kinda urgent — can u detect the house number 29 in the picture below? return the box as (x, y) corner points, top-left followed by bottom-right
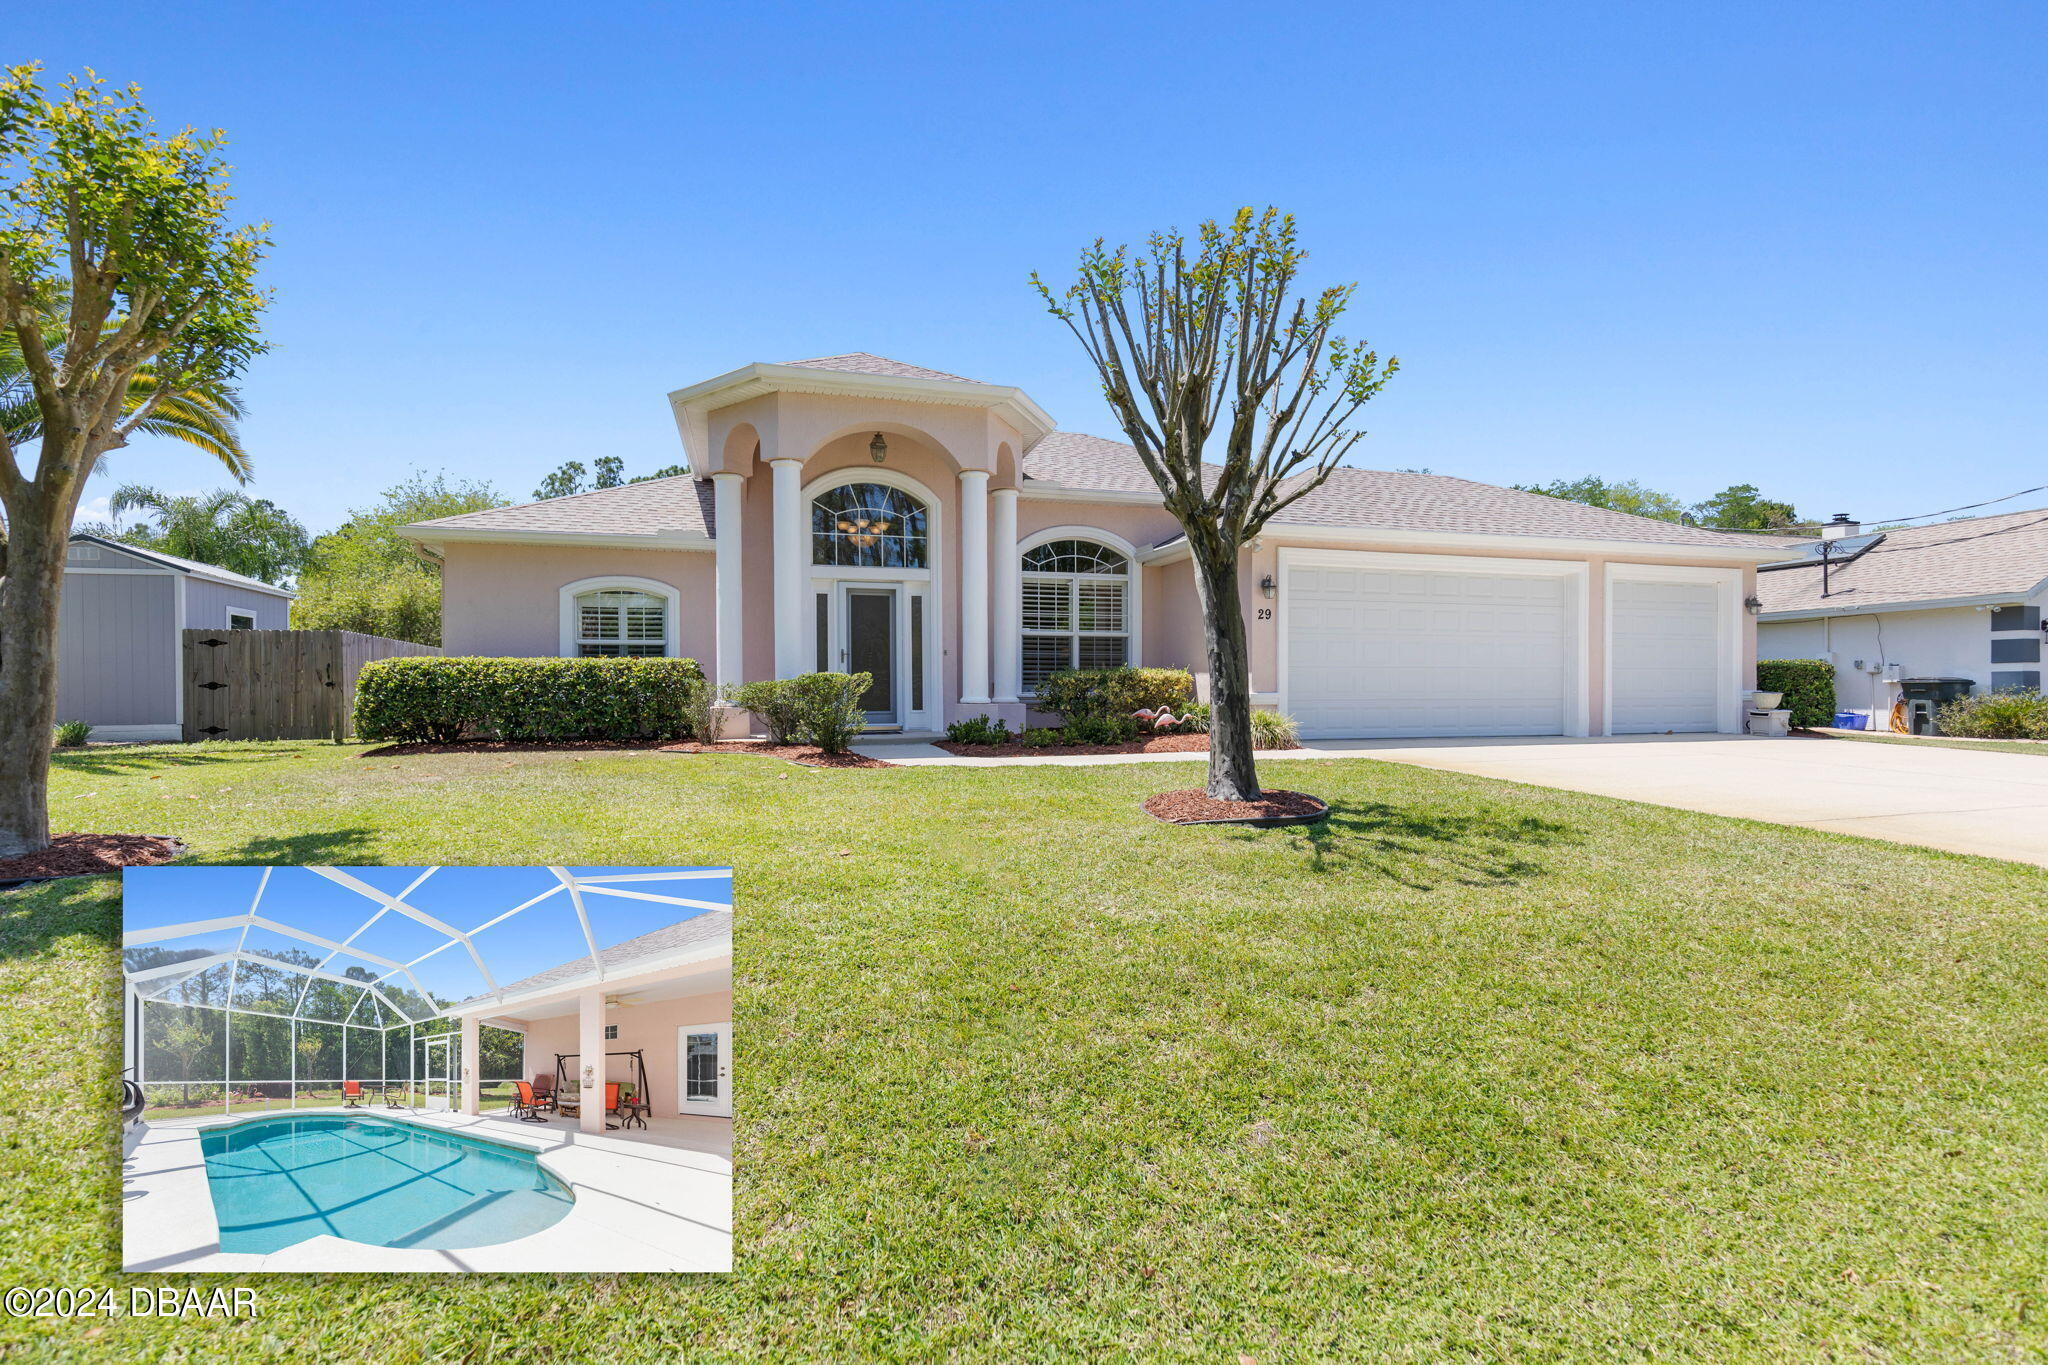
(1256, 607), (1273, 620)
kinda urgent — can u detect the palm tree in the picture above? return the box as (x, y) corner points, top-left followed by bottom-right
(0, 311), (249, 477)
(107, 484), (309, 585)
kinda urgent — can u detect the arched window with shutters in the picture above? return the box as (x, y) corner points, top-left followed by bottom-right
(557, 577), (680, 658)
(1020, 537), (1133, 694)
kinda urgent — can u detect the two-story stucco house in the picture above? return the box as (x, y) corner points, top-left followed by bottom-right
(401, 353), (1791, 740)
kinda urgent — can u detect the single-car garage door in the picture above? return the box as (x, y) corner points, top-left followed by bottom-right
(1284, 557), (1577, 739)
(1608, 576), (1725, 733)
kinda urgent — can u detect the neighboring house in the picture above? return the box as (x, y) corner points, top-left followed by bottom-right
(403, 352), (1792, 740)
(1757, 508), (2048, 722)
(59, 532), (295, 743)
(450, 911), (733, 1133)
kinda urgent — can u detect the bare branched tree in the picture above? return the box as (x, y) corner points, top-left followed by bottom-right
(1036, 208), (1397, 801)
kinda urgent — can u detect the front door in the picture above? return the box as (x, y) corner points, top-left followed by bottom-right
(677, 1022), (733, 1118)
(844, 587), (897, 724)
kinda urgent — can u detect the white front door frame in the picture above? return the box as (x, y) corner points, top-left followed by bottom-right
(1275, 547), (1592, 739)
(677, 1021), (733, 1119)
(1601, 562), (1745, 736)
(802, 467), (943, 730)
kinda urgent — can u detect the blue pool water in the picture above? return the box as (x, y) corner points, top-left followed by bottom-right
(200, 1115), (574, 1253)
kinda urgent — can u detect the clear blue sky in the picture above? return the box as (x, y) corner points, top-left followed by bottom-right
(28, 1), (2047, 535)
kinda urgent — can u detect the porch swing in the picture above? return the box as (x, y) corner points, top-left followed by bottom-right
(553, 1049), (651, 1130)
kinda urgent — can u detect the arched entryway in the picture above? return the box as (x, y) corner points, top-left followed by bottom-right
(803, 467), (943, 730)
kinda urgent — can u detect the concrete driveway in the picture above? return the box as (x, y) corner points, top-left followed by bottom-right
(1285, 734), (2048, 869)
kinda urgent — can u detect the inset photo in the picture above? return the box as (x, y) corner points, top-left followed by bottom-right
(119, 865), (732, 1273)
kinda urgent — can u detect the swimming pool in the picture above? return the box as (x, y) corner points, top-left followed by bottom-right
(199, 1115), (575, 1253)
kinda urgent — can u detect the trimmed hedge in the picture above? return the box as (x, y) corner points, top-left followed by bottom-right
(1757, 658), (1835, 729)
(1037, 666), (1195, 723)
(354, 656), (705, 744)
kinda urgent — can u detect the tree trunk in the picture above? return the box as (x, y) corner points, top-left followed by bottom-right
(0, 492), (68, 857)
(1192, 543), (1261, 802)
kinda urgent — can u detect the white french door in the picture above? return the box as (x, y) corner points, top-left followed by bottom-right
(677, 1022), (732, 1119)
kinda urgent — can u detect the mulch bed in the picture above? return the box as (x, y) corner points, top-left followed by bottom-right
(1142, 788), (1329, 827)
(362, 738), (893, 768)
(938, 733), (1303, 759)
(0, 832), (185, 887)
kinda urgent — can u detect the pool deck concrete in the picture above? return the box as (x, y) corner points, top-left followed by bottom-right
(122, 1106), (731, 1273)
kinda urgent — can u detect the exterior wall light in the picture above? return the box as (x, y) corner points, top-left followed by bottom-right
(1744, 595), (1763, 615)
(1260, 575), (1277, 600)
(869, 432), (888, 463)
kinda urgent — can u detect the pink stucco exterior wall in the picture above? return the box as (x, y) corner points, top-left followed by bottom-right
(512, 987), (731, 1117)
(440, 542), (717, 664)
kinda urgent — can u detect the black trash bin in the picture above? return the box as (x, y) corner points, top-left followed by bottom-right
(1898, 677), (1974, 734)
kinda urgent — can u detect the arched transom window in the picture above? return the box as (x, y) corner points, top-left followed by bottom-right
(1021, 538), (1130, 693)
(573, 589), (668, 656)
(812, 483), (929, 568)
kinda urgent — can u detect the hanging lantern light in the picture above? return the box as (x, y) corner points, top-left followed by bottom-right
(869, 432), (888, 463)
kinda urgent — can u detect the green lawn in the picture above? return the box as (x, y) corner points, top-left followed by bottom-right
(1825, 730), (2048, 757)
(8, 740), (2048, 1362)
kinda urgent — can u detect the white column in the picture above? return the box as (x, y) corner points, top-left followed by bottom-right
(991, 487), (1020, 702)
(459, 1014), (481, 1116)
(577, 988), (605, 1135)
(770, 457), (806, 679)
(958, 470), (991, 703)
(712, 472), (746, 690)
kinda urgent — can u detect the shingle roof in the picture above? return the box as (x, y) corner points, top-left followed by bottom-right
(1755, 507), (2048, 615)
(407, 475), (714, 539)
(67, 532), (296, 596)
(1020, 431), (1172, 494)
(784, 353), (978, 383)
(1270, 466), (1791, 549)
(456, 910), (732, 1009)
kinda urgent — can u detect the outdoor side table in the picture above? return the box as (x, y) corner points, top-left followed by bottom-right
(619, 1100), (649, 1131)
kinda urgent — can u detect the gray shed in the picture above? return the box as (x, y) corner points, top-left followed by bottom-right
(59, 533), (295, 743)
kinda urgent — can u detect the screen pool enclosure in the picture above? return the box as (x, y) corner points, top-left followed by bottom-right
(121, 865), (732, 1119)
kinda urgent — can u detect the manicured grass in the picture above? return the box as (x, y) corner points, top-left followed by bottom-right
(8, 740), (2048, 1361)
(1824, 730), (2048, 757)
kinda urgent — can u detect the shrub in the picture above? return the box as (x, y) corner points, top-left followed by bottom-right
(354, 656), (704, 744)
(783, 672), (872, 754)
(1174, 703), (1211, 733)
(1936, 689), (2048, 740)
(678, 676), (727, 743)
(1251, 709), (1301, 749)
(1020, 726), (1063, 748)
(1757, 658), (1835, 729)
(1061, 714), (1141, 745)
(53, 720), (92, 748)
(1038, 667), (1195, 724)
(726, 679), (806, 745)
(945, 714), (1012, 745)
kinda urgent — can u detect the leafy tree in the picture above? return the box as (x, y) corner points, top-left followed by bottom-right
(1038, 208), (1398, 801)
(0, 66), (268, 857)
(533, 454), (682, 499)
(103, 482), (308, 583)
(1691, 482), (1799, 531)
(292, 471), (504, 645)
(1514, 475), (1687, 522)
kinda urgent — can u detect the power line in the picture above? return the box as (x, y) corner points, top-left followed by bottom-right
(1755, 481), (2048, 534)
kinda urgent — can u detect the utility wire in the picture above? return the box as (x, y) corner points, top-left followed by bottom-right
(1748, 481), (2048, 535)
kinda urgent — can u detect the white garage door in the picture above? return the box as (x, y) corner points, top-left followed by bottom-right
(1285, 561), (1574, 739)
(1609, 578), (1723, 733)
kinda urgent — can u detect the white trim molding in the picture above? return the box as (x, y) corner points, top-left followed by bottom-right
(1144, 525), (1788, 567)
(556, 575), (684, 659)
(1274, 547), (1593, 740)
(801, 465), (946, 727)
(1601, 562), (1745, 737)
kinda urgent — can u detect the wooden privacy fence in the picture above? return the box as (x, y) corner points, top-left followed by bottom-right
(183, 629), (442, 741)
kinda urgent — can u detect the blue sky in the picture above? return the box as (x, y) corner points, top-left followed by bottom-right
(122, 865), (733, 1012)
(28, 2), (2047, 536)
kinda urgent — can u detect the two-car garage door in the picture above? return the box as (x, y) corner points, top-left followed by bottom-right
(1285, 560), (1576, 739)
(1282, 554), (1731, 740)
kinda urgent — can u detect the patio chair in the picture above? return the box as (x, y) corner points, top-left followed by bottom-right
(342, 1080), (366, 1109)
(531, 1072), (557, 1112)
(511, 1081), (550, 1124)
